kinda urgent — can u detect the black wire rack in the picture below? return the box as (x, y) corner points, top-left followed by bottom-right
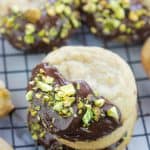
(0, 25), (150, 150)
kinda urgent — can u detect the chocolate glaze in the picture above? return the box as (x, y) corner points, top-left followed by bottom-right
(4, 13), (68, 53)
(28, 63), (122, 148)
(81, 1), (150, 42)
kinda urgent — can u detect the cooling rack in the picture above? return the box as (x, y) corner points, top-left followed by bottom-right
(0, 25), (150, 150)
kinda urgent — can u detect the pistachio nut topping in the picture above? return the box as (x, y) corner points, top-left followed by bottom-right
(26, 63), (121, 143)
(0, 0), (81, 52)
(81, 0), (150, 41)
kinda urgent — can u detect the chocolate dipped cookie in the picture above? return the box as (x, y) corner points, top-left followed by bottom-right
(81, 0), (150, 42)
(0, 0), (81, 53)
(26, 46), (137, 150)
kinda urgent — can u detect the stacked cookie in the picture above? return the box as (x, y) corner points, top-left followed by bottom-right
(26, 46), (137, 149)
(0, 0), (149, 53)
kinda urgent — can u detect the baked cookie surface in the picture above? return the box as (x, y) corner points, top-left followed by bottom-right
(26, 46), (137, 149)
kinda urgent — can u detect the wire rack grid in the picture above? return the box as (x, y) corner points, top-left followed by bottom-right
(0, 25), (150, 150)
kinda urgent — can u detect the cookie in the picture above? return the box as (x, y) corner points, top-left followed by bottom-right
(26, 46), (137, 149)
(81, 0), (150, 42)
(0, 0), (81, 53)
(141, 38), (150, 77)
(0, 80), (14, 117)
(0, 138), (13, 150)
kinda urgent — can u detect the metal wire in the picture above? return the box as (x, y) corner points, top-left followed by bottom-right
(0, 24), (150, 150)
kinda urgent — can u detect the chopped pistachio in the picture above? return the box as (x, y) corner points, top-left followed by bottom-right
(135, 21), (145, 29)
(38, 29), (46, 37)
(60, 28), (69, 38)
(62, 0), (73, 4)
(35, 106), (40, 111)
(49, 27), (58, 37)
(78, 109), (82, 115)
(25, 24), (36, 35)
(83, 3), (97, 13)
(30, 110), (37, 117)
(42, 37), (50, 44)
(39, 69), (45, 74)
(82, 106), (93, 126)
(64, 6), (72, 16)
(93, 107), (101, 121)
(53, 102), (63, 112)
(24, 34), (35, 44)
(32, 134), (38, 140)
(94, 98), (105, 107)
(42, 76), (54, 84)
(129, 11), (139, 22)
(114, 7), (125, 19)
(107, 106), (119, 121)
(26, 90), (33, 101)
(77, 101), (84, 109)
(35, 93), (42, 99)
(60, 84), (76, 96)
(36, 81), (53, 92)
(6, 17), (15, 28)
(63, 97), (75, 107)
(90, 27), (97, 34)
(0, 28), (5, 34)
(55, 4), (65, 14)
(39, 131), (46, 138)
(119, 24), (126, 32)
(77, 83), (80, 90)
(47, 7), (56, 16)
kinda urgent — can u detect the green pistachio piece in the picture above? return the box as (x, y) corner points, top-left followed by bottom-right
(39, 131), (46, 138)
(62, 0), (73, 4)
(0, 28), (5, 34)
(60, 84), (76, 96)
(135, 21), (145, 29)
(42, 76), (54, 84)
(26, 90), (33, 101)
(49, 27), (58, 37)
(60, 28), (69, 38)
(47, 7), (56, 17)
(25, 24), (36, 35)
(64, 6), (72, 16)
(94, 98), (105, 107)
(42, 37), (50, 44)
(53, 102), (63, 112)
(129, 11), (139, 22)
(83, 3), (97, 13)
(107, 106), (119, 121)
(90, 27), (97, 34)
(30, 110), (37, 117)
(38, 29), (46, 37)
(93, 107), (101, 121)
(24, 35), (35, 44)
(35, 93), (42, 99)
(35, 106), (40, 111)
(77, 83), (80, 90)
(55, 4), (65, 14)
(6, 17), (15, 28)
(82, 106), (93, 126)
(77, 101), (84, 109)
(119, 24), (126, 32)
(32, 134), (38, 140)
(63, 97), (75, 107)
(36, 81), (53, 92)
(115, 7), (125, 19)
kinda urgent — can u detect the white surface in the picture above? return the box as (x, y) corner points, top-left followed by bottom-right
(0, 33), (150, 150)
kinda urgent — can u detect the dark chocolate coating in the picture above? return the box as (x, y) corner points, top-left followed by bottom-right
(27, 63), (121, 148)
(81, 0), (150, 42)
(0, 1), (80, 53)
